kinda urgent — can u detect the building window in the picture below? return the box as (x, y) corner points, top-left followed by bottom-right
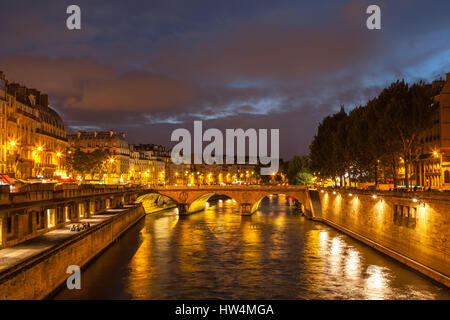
(6, 216), (12, 233)
(445, 170), (450, 184)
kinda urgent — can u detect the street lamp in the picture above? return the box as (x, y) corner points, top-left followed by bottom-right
(433, 150), (443, 190)
(108, 158), (116, 184)
(8, 140), (17, 177)
(55, 152), (62, 174)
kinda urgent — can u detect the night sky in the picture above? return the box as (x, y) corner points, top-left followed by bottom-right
(1, 0), (450, 159)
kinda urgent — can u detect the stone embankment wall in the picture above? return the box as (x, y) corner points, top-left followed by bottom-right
(0, 204), (145, 299)
(317, 190), (450, 287)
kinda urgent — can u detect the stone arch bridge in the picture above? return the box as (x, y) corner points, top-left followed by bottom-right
(134, 186), (319, 216)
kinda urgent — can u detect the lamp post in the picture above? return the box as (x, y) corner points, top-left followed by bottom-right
(108, 157), (115, 184)
(56, 152), (62, 176)
(7, 140), (17, 177)
(433, 150), (442, 190)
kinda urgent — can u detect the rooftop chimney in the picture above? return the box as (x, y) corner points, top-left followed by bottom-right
(40, 94), (48, 107)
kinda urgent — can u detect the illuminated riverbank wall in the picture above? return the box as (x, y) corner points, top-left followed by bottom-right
(317, 190), (450, 287)
(0, 204), (145, 299)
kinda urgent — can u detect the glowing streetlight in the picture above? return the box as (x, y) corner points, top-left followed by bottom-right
(10, 141), (16, 147)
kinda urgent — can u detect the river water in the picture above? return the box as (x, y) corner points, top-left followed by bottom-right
(54, 195), (450, 300)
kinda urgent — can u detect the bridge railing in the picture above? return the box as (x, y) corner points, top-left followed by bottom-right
(0, 183), (143, 205)
(148, 185), (308, 190)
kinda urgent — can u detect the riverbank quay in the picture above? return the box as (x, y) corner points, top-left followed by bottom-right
(314, 189), (450, 287)
(0, 204), (145, 299)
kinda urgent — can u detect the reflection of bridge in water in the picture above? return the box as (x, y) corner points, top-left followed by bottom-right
(135, 186), (320, 216)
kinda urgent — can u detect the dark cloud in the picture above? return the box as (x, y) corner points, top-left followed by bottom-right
(1, 0), (450, 159)
(233, 105), (257, 114)
(1, 56), (195, 113)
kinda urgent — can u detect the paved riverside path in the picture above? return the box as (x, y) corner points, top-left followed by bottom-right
(0, 205), (136, 274)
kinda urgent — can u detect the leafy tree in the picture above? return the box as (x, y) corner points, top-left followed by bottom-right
(376, 81), (435, 186)
(309, 79), (435, 188)
(346, 106), (372, 183)
(66, 148), (111, 180)
(287, 155), (311, 184)
(310, 108), (347, 184)
(295, 171), (313, 185)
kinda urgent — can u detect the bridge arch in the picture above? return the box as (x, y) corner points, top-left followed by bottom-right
(138, 186), (311, 216)
(250, 193), (305, 214)
(187, 192), (241, 214)
(187, 193), (216, 213)
(136, 193), (177, 214)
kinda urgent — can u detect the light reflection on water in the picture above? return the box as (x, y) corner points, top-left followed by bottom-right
(54, 195), (450, 300)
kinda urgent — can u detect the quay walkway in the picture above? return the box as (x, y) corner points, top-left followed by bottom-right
(0, 205), (136, 275)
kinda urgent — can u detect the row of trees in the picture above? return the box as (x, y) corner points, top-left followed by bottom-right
(65, 149), (112, 180)
(309, 80), (438, 187)
(285, 155), (312, 185)
(255, 156), (312, 185)
(67, 148), (314, 185)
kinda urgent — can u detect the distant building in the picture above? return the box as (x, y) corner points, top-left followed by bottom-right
(166, 154), (259, 186)
(416, 73), (450, 190)
(67, 131), (131, 183)
(131, 144), (170, 185)
(0, 72), (68, 179)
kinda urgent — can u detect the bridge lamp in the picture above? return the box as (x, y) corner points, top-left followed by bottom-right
(109, 158), (115, 163)
(37, 146), (43, 151)
(332, 191), (336, 195)
(349, 193), (353, 197)
(372, 195), (377, 199)
(320, 190), (324, 193)
(56, 152), (61, 157)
